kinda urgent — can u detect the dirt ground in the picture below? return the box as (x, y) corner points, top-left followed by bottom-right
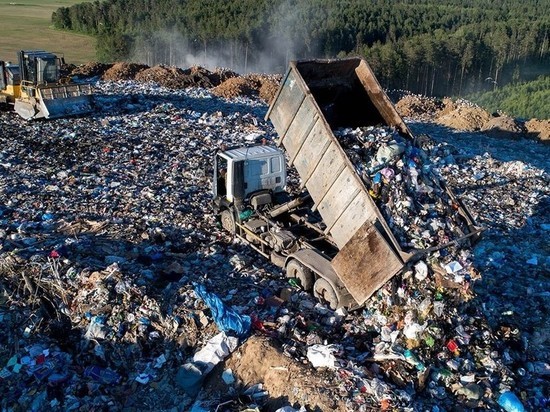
(395, 93), (550, 141)
(203, 336), (348, 411)
(525, 118), (550, 141)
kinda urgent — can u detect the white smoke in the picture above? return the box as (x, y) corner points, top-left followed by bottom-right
(130, 1), (325, 74)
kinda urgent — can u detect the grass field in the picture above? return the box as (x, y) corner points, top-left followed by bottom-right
(0, 0), (96, 64)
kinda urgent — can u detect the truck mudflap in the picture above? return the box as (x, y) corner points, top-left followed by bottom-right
(15, 83), (93, 120)
(287, 248), (356, 309)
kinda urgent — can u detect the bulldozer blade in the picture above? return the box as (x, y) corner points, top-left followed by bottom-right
(38, 84), (94, 119)
(14, 99), (42, 120)
(15, 83), (94, 120)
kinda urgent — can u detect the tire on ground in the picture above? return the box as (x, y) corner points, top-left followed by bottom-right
(313, 278), (339, 310)
(285, 259), (314, 291)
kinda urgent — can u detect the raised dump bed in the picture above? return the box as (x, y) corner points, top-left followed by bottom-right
(266, 58), (478, 305)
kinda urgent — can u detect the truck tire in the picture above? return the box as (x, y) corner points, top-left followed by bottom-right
(220, 209), (236, 234)
(313, 278), (339, 310)
(286, 259), (314, 291)
(270, 251), (286, 268)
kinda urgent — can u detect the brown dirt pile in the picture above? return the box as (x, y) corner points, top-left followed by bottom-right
(395, 95), (494, 132)
(69, 61), (282, 100)
(395, 94), (444, 119)
(204, 336), (347, 411)
(70, 62), (112, 78)
(102, 62), (149, 81)
(208, 68), (240, 86)
(179, 65), (216, 88)
(245, 73), (282, 103)
(435, 104), (491, 131)
(481, 116), (525, 139)
(212, 77), (257, 99)
(259, 79), (280, 103)
(525, 119), (550, 142)
(134, 65), (189, 88)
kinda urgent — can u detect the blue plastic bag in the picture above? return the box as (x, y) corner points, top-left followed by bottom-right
(194, 284), (251, 338)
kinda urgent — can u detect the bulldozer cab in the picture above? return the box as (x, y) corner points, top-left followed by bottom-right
(19, 50), (60, 86)
(0, 61), (21, 104)
(1, 62), (20, 89)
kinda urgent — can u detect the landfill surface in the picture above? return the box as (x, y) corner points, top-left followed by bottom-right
(0, 72), (549, 412)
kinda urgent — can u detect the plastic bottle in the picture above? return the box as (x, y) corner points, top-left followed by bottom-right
(497, 391), (525, 412)
(403, 349), (426, 371)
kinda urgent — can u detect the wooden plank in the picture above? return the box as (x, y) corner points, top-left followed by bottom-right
(316, 167), (361, 242)
(355, 60), (413, 139)
(301, 141), (345, 199)
(269, 70), (306, 140)
(331, 221), (404, 305)
(292, 119), (332, 183)
(327, 190), (376, 247)
(283, 98), (318, 162)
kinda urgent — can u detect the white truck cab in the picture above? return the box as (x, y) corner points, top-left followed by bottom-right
(213, 145), (287, 205)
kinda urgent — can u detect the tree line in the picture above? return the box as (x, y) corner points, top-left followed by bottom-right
(52, 0), (549, 99)
(467, 75), (550, 119)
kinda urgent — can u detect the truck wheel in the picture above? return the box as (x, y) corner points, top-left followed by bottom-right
(220, 209), (236, 234)
(286, 259), (314, 291)
(313, 278), (339, 310)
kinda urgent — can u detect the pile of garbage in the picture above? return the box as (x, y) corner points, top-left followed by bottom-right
(1, 79), (548, 411)
(335, 126), (474, 253)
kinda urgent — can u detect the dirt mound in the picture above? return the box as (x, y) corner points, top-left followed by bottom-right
(134, 65), (190, 88)
(208, 68), (240, 87)
(481, 115), (525, 139)
(179, 65), (216, 88)
(244, 73), (282, 103)
(206, 336), (346, 411)
(102, 62), (149, 81)
(395, 94), (444, 119)
(259, 78), (281, 103)
(438, 97), (459, 116)
(212, 77), (257, 99)
(71, 62), (112, 78)
(525, 119), (550, 142)
(435, 103), (491, 131)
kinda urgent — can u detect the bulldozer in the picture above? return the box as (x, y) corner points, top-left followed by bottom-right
(0, 50), (93, 120)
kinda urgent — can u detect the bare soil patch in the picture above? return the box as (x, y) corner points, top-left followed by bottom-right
(204, 336), (347, 411)
(525, 118), (550, 142)
(102, 62), (149, 81)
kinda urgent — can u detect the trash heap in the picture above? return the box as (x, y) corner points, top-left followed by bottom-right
(0, 78), (548, 411)
(335, 126), (474, 254)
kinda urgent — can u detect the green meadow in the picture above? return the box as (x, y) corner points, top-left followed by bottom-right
(0, 0), (95, 64)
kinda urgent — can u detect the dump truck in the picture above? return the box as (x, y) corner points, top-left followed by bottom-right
(213, 58), (479, 309)
(0, 50), (93, 120)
